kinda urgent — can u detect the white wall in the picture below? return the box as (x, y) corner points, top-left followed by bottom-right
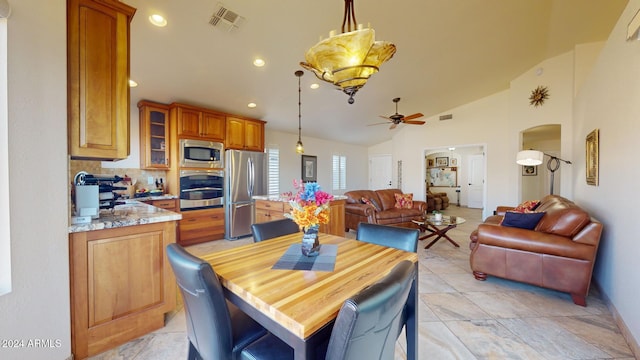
(0, 0), (71, 359)
(574, 0), (640, 348)
(387, 91), (511, 219)
(265, 130), (369, 195)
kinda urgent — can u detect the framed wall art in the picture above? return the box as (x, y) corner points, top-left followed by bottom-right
(586, 129), (599, 186)
(301, 155), (317, 182)
(450, 158), (458, 166)
(522, 165), (537, 176)
(435, 157), (448, 167)
(427, 158), (434, 168)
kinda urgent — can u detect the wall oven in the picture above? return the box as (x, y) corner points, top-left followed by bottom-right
(179, 169), (224, 210)
(180, 139), (224, 168)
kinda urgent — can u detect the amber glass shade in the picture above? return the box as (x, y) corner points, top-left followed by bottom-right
(301, 28), (396, 103)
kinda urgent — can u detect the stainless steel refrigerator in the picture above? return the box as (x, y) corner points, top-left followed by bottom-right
(225, 149), (268, 239)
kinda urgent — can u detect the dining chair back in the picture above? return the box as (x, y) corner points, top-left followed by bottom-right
(251, 218), (300, 242)
(166, 243), (266, 360)
(356, 222), (419, 253)
(239, 260), (416, 360)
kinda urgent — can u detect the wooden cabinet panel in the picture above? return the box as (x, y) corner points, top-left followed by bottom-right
(138, 100), (170, 169)
(225, 116), (265, 151)
(68, 0), (135, 160)
(319, 199), (346, 237)
(176, 107), (201, 138)
(178, 207), (224, 245)
(201, 111), (226, 141)
(70, 221), (176, 359)
(142, 198), (178, 212)
(174, 103), (226, 141)
(255, 200), (288, 223)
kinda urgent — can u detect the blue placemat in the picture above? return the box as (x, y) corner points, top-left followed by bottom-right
(272, 244), (338, 272)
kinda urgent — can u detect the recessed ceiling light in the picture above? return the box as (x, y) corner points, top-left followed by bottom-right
(310, 83), (319, 89)
(128, 79), (138, 87)
(253, 58), (265, 67)
(247, 103), (257, 108)
(149, 14), (167, 27)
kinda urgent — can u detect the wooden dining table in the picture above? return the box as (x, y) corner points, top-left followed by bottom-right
(198, 232), (419, 360)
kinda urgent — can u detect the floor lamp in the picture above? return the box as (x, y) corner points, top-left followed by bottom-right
(516, 150), (572, 195)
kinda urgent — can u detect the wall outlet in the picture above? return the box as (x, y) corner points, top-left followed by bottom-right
(147, 176), (154, 185)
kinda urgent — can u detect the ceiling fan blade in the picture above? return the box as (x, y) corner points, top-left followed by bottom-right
(403, 113), (424, 121)
(403, 120), (426, 125)
(368, 122), (390, 126)
(389, 123), (397, 130)
(379, 115), (393, 121)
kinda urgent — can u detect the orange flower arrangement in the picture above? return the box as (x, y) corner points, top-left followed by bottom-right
(284, 180), (333, 232)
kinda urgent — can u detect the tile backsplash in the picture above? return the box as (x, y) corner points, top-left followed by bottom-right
(69, 160), (170, 192)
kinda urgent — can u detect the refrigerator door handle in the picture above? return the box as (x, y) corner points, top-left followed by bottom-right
(235, 202), (253, 208)
(248, 157), (254, 197)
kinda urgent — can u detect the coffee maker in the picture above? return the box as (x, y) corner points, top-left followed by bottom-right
(73, 171), (127, 219)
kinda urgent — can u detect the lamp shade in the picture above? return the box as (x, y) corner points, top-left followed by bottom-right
(516, 150), (544, 166)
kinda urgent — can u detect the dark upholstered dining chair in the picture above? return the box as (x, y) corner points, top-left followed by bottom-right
(239, 260), (417, 360)
(356, 222), (419, 253)
(250, 218), (300, 242)
(166, 243), (267, 360)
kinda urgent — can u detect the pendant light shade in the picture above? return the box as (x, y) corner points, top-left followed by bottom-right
(295, 70), (304, 154)
(300, 0), (396, 104)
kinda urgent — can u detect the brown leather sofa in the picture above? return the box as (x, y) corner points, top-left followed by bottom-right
(344, 189), (426, 232)
(469, 195), (602, 306)
(427, 190), (449, 211)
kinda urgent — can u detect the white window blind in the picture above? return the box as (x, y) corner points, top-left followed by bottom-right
(267, 145), (280, 196)
(332, 155), (346, 191)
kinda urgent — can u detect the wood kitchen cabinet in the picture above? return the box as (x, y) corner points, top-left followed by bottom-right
(138, 100), (170, 169)
(225, 116), (265, 151)
(142, 198), (178, 212)
(67, 0), (136, 160)
(178, 207), (225, 245)
(69, 221), (176, 359)
(172, 103), (226, 141)
(254, 199), (346, 237)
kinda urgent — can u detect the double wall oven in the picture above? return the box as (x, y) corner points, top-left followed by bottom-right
(179, 139), (225, 211)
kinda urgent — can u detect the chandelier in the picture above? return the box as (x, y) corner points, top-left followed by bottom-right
(300, 0), (396, 104)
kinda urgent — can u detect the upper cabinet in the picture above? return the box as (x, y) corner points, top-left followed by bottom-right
(172, 103), (225, 142)
(67, 0), (136, 160)
(138, 100), (170, 169)
(225, 117), (265, 152)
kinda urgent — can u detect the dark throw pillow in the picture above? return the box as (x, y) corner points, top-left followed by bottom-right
(361, 197), (381, 211)
(501, 211), (545, 230)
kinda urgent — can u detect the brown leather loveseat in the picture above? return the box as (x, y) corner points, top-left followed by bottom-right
(469, 195), (602, 306)
(344, 189), (426, 232)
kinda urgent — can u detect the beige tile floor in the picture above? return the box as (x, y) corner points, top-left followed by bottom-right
(90, 207), (637, 360)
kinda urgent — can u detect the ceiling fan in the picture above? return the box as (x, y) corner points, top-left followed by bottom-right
(370, 97), (425, 130)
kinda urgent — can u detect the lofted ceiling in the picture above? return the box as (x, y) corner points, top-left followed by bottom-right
(127, 0), (627, 147)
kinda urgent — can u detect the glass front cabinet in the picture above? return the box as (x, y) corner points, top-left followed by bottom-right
(138, 100), (170, 169)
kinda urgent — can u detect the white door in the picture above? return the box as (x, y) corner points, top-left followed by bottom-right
(467, 154), (484, 209)
(369, 155), (392, 190)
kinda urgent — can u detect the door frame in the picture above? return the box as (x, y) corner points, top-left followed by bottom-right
(423, 144), (486, 210)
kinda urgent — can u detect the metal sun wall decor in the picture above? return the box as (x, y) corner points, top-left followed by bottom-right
(529, 86), (549, 107)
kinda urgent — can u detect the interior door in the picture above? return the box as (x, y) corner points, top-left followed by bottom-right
(369, 155), (393, 190)
(467, 154), (484, 209)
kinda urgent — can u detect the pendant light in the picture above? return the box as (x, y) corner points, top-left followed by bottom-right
(300, 0), (396, 104)
(295, 70), (304, 154)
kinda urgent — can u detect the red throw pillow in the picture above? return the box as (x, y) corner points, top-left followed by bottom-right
(512, 200), (540, 213)
(394, 193), (414, 209)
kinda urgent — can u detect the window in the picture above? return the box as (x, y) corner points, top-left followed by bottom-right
(332, 155), (346, 191)
(267, 145), (279, 196)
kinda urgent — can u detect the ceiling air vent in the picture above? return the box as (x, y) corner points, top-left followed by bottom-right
(439, 114), (453, 121)
(209, 3), (245, 32)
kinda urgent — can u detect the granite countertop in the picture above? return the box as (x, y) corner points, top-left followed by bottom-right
(69, 200), (182, 233)
(252, 195), (347, 201)
(128, 194), (178, 201)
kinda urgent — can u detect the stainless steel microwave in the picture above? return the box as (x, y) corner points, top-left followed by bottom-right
(180, 139), (224, 168)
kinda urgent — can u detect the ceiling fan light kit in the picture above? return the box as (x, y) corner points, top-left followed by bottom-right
(300, 0), (396, 104)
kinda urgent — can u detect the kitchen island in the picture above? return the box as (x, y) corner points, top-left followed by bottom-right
(253, 196), (346, 236)
(68, 201), (181, 359)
